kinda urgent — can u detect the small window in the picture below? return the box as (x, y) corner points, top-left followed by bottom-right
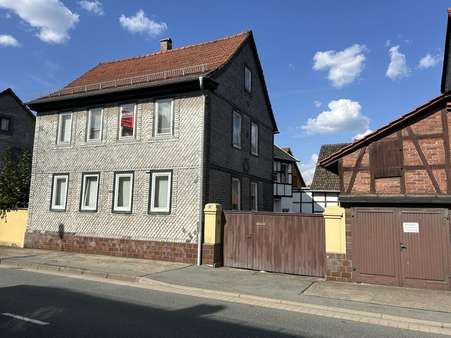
(231, 177), (241, 210)
(0, 117), (11, 132)
(244, 66), (252, 93)
(369, 139), (403, 178)
(149, 171), (172, 213)
(113, 172), (133, 213)
(51, 174), (69, 211)
(87, 108), (103, 141)
(251, 122), (258, 155)
(232, 111), (241, 149)
(57, 113), (72, 144)
(280, 163), (288, 183)
(250, 181), (258, 211)
(119, 103), (135, 138)
(80, 173), (99, 211)
(155, 99), (174, 136)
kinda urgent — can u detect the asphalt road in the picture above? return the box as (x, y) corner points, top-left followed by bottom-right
(0, 267), (445, 338)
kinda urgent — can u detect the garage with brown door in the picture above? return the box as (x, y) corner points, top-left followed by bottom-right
(351, 207), (450, 290)
(318, 90), (451, 290)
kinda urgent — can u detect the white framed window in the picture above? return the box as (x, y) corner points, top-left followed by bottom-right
(155, 99), (174, 136)
(250, 181), (258, 211)
(57, 112), (72, 144)
(119, 103), (135, 139)
(149, 171), (172, 213)
(113, 172), (133, 213)
(231, 177), (241, 210)
(80, 173), (100, 211)
(232, 111), (241, 149)
(251, 122), (259, 156)
(87, 108), (103, 141)
(244, 66), (252, 93)
(51, 174), (69, 211)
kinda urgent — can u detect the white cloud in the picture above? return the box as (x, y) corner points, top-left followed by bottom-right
(418, 53), (442, 69)
(353, 129), (372, 141)
(0, 34), (19, 46)
(301, 99), (370, 135)
(0, 0), (79, 44)
(78, 0), (103, 15)
(119, 10), (167, 37)
(313, 100), (321, 108)
(313, 44), (367, 87)
(386, 45), (410, 80)
(301, 153), (319, 186)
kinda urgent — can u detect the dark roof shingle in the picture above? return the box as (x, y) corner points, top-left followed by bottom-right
(273, 145), (298, 162)
(310, 143), (348, 191)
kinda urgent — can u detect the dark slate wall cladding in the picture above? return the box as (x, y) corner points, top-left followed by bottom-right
(206, 39), (274, 211)
(0, 93), (35, 155)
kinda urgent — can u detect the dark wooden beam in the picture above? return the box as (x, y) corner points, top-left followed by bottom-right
(397, 131), (406, 194)
(406, 127), (442, 194)
(346, 147), (367, 194)
(442, 109), (451, 194)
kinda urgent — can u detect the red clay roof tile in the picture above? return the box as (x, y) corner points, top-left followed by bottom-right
(57, 31), (250, 95)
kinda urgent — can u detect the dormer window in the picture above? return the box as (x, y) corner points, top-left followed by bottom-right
(244, 66), (252, 93)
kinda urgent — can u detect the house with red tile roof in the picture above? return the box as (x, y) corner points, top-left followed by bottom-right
(25, 31), (278, 265)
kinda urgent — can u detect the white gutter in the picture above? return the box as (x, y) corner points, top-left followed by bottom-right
(197, 76), (206, 266)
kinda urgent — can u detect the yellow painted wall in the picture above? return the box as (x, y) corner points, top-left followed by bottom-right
(323, 206), (346, 254)
(0, 209), (28, 248)
(204, 203), (222, 244)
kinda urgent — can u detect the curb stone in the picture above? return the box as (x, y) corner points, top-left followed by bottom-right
(1, 261), (451, 336)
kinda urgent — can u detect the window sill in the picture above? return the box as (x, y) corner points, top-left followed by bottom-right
(112, 210), (133, 214)
(50, 208), (67, 212)
(232, 144), (242, 150)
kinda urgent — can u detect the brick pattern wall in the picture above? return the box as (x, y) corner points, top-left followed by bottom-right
(0, 92), (35, 155)
(341, 109), (451, 195)
(27, 94), (204, 245)
(25, 231), (220, 265)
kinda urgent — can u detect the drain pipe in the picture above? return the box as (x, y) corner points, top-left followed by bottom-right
(197, 76), (206, 266)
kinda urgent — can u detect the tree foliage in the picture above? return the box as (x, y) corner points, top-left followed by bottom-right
(0, 148), (32, 217)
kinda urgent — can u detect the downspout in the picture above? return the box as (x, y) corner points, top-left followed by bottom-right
(197, 76), (206, 266)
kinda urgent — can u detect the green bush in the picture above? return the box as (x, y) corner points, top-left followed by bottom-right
(0, 148), (32, 217)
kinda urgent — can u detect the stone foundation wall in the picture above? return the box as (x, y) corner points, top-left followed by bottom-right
(25, 231), (220, 265)
(326, 253), (352, 282)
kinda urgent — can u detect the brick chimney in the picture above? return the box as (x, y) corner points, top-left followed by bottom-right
(160, 38), (172, 52)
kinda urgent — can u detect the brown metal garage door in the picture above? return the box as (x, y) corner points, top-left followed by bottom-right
(223, 212), (326, 277)
(352, 208), (450, 290)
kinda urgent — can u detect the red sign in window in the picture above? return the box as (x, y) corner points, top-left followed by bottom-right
(121, 110), (134, 129)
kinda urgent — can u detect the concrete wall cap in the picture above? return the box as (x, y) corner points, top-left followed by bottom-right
(204, 203), (223, 212)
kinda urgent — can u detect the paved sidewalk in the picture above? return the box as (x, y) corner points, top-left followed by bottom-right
(1, 246), (451, 327)
(0, 247), (189, 279)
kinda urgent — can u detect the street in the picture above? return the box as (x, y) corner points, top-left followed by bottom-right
(0, 267), (444, 338)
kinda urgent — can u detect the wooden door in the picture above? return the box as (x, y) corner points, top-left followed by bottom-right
(352, 208), (401, 286)
(399, 209), (449, 290)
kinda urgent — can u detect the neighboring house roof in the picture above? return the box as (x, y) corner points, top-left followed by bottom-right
(311, 143), (348, 191)
(320, 92), (451, 167)
(0, 88), (35, 120)
(273, 145), (298, 162)
(441, 8), (451, 94)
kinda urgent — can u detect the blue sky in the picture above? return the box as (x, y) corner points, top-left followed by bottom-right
(0, 0), (449, 182)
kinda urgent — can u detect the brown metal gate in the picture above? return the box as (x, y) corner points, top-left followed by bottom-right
(223, 212), (326, 277)
(352, 208), (450, 290)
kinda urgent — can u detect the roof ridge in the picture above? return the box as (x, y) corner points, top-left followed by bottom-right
(98, 31), (251, 67)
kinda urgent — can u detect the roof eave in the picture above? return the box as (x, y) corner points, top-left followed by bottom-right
(320, 93), (450, 168)
(28, 76), (217, 113)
